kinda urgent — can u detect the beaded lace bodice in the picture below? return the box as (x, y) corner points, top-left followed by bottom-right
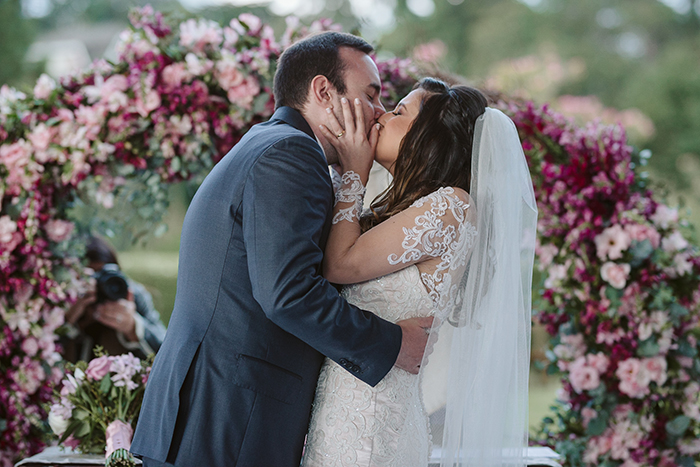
(302, 187), (477, 467)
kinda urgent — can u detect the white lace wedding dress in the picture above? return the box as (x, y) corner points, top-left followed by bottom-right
(302, 187), (477, 467)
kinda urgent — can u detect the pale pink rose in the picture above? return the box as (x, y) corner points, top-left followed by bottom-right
(227, 76), (260, 110)
(0, 216), (18, 244)
(595, 225), (631, 260)
(587, 352), (610, 373)
(185, 53), (213, 76)
(136, 89), (161, 117)
(661, 230), (688, 252)
(215, 57), (244, 91)
(223, 27), (239, 47)
(601, 262), (630, 289)
(624, 223), (660, 248)
(45, 219), (74, 243)
(21, 337), (39, 357)
(28, 123), (54, 152)
(56, 108), (74, 122)
(569, 357), (601, 393)
(86, 355), (112, 381)
(162, 63), (190, 88)
(644, 357), (667, 385)
(581, 407), (597, 428)
(33, 73), (56, 99)
(650, 204), (678, 229)
(616, 358), (650, 398)
(103, 74), (129, 94)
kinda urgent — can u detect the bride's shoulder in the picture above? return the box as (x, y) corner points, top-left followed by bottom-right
(410, 186), (471, 210)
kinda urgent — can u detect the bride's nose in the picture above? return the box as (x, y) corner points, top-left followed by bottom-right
(377, 112), (392, 127)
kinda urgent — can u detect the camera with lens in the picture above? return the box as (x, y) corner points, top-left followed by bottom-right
(94, 263), (129, 303)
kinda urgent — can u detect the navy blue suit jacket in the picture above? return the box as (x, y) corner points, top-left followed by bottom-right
(130, 107), (403, 467)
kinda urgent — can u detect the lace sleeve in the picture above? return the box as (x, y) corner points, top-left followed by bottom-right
(323, 186), (476, 285)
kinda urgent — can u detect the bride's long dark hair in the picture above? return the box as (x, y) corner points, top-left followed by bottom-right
(360, 78), (488, 232)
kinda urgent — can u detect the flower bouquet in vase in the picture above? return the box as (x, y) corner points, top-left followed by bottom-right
(48, 348), (152, 466)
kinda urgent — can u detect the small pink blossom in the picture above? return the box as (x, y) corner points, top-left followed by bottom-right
(162, 63), (191, 88)
(136, 89), (161, 117)
(601, 262), (630, 289)
(624, 223), (660, 248)
(569, 356), (601, 393)
(227, 76), (260, 110)
(643, 357), (667, 385)
(21, 337), (39, 357)
(236, 13), (263, 35)
(0, 215), (18, 244)
(28, 123), (55, 152)
(179, 18), (223, 52)
(45, 219), (74, 243)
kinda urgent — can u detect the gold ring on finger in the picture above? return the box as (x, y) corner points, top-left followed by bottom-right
(336, 130), (345, 138)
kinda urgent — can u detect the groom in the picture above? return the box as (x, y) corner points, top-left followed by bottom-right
(130, 32), (433, 467)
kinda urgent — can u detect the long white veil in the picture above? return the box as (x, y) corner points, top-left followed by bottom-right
(418, 107), (538, 467)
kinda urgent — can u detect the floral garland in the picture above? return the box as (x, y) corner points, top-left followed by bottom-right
(507, 101), (700, 466)
(0, 6), (698, 467)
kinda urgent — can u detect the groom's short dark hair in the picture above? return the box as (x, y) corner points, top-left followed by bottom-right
(273, 31), (373, 111)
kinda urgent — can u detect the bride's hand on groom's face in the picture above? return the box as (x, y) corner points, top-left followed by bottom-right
(319, 96), (380, 180)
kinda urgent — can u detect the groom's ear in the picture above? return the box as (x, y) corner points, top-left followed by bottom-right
(309, 75), (335, 109)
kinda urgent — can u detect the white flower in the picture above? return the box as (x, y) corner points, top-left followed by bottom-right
(661, 230), (688, 252)
(33, 74), (56, 100)
(48, 407), (69, 436)
(650, 205), (678, 229)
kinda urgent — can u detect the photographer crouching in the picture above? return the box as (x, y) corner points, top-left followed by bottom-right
(62, 235), (167, 362)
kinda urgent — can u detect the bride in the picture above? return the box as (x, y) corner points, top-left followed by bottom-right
(301, 78), (538, 467)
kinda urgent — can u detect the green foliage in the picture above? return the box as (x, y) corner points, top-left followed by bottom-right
(0, 0), (35, 86)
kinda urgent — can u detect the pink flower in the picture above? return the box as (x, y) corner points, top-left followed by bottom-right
(215, 55), (244, 91)
(45, 219), (74, 243)
(33, 74), (56, 99)
(601, 262), (630, 289)
(227, 76), (260, 110)
(28, 123), (55, 152)
(624, 223), (660, 249)
(179, 18), (223, 52)
(110, 353), (141, 390)
(64, 435), (81, 450)
(595, 224), (631, 260)
(237, 13), (262, 34)
(136, 89), (161, 117)
(21, 337), (39, 357)
(679, 439), (700, 456)
(86, 355), (112, 381)
(643, 357), (667, 385)
(616, 358), (650, 398)
(162, 63), (191, 88)
(569, 356), (601, 393)
(0, 215), (18, 244)
(587, 352), (610, 373)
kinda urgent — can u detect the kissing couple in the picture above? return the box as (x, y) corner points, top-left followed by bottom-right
(131, 31), (537, 467)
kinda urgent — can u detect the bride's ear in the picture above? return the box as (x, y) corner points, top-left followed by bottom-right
(309, 75), (335, 108)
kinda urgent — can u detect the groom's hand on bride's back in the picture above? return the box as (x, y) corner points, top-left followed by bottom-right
(394, 317), (434, 374)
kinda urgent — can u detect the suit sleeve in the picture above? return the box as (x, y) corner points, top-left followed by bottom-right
(241, 135), (402, 386)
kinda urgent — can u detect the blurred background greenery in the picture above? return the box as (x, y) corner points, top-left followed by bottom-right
(3, 0), (699, 434)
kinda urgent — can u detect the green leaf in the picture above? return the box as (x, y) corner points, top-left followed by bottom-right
(637, 338), (660, 357)
(73, 409), (89, 420)
(651, 287), (674, 310)
(74, 421), (91, 438)
(586, 415), (608, 436)
(678, 339), (698, 357)
(100, 375), (112, 393)
(665, 415), (690, 437)
(677, 456), (695, 467)
(669, 302), (689, 319)
(629, 239), (654, 266)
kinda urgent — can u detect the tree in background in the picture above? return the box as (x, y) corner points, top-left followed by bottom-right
(0, 0), (36, 87)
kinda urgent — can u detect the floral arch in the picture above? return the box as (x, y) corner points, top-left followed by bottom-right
(0, 6), (698, 467)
